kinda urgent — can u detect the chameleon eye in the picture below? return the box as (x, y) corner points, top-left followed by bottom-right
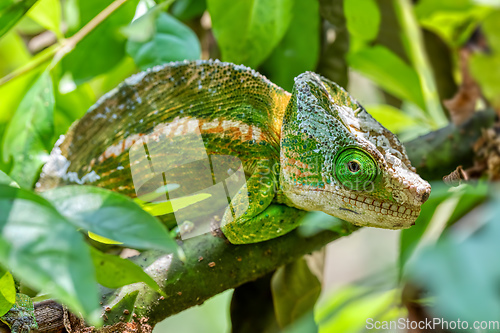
(335, 148), (377, 189)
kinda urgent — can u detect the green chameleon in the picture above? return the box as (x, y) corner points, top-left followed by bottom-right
(37, 59), (431, 244)
(0, 294), (37, 333)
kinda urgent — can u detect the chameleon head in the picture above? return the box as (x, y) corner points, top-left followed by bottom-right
(279, 72), (431, 229)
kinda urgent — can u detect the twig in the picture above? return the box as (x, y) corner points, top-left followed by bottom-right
(0, 0), (129, 86)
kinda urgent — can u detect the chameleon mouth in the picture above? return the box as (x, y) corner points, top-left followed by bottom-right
(340, 193), (419, 219)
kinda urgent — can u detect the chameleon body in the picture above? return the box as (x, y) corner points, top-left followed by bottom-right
(0, 294), (38, 333)
(38, 59), (431, 244)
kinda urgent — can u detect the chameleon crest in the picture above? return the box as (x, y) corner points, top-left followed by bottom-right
(280, 72), (430, 229)
(38, 60), (430, 244)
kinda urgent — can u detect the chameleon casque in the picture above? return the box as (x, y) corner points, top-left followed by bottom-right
(36, 59), (431, 244)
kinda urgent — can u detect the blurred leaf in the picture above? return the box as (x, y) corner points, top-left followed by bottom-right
(365, 104), (419, 133)
(87, 56), (138, 97)
(0, 267), (16, 317)
(88, 231), (123, 245)
(2, 71), (54, 189)
(27, 0), (62, 38)
(316, 286), (402, 333)
(344, 0), (380, 42)
(171, 0), (206, 20)
(394, 0), (448, 127)
(207, 0), (293, 68)
(54, 81), (95, 136)
(0, 185), (100, 325)
(399, 183), (489, 278)
(260, 0), (320, 91)
(90, 247), (163, 293)
(415, 0), (491, 47)
(0, 170), (19, 188)
(61, 0), (139, 83)
(126, 11), (201, 70)
(297, 211), (351, 238)
(42, 185), (177, 252)
(348, 45), (425, 109)
(470, 10), (500, 108)
(0, 31), (31, 77)
(407, 194), (500, 323)
(0, 0), (38, 39)
(271, 258), (321, 330)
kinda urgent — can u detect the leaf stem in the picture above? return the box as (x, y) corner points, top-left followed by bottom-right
(0, 0), (129, 86)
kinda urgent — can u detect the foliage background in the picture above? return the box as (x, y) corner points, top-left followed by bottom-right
(0, 0), (500, 332)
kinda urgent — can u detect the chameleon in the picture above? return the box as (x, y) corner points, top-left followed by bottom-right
(37, 59), (431, 244)
(0, 294), (38, 333)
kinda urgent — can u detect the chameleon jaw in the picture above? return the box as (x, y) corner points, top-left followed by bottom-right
(284, 188), (422, 230)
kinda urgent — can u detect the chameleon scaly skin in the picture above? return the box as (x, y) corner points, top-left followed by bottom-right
(38, 60), (430, 244)
(0, 294), (38, 333)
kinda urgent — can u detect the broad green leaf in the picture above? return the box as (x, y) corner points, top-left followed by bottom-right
(365, 104), (419, 133)
(271, 258), (321, 329)
(207, 0), (293, 68)
(0, 267), (16, 317)
(61, 0), (139, 83)
(0, 0), (38, 39)
(0, 170), (19, 188)
(90, 247), (163, 293)
(344, 0), (380, 42)
(171, 0), (207, 20)
(260, 0), (320, 91)
(2, 71), (54, 189)
(42, 186), (177, 252)
(27, 0), (62, 38)
(348, 45), (425, 109)
(126, 11), (201, 70)
(88, 231), (123, 245)
(0, 185), (100, 324)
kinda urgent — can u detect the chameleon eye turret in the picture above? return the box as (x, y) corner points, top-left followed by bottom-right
(38, 60), (431, 244)
(334, 148), (377, 190)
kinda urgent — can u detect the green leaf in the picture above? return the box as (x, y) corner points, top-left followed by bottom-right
(61, 0), (139, 83)
(0, 185), (100, 325)
(407, 194), (500, 323)
(0, 0), (39, 39)
(0, 267), (16, 317)
(2, 71), (54, 189)
(399, 183), (452, 278)
(344, 0), (380, 42)
(271, 258), (321, 329)
(316, 287), (402, 332)
(415, 0), (491, 47)
(260, 0), (320, 91)
(90, 247), (163, 293)
(365, 104), (419, 133)
(348, 45), (425, 109)
(126, 11), (201, 70)
(0, 170), (19, 188)
(207, 0), (293, 68)
(27, 0), (63, 38)
(171, 0), (207, 20)
(41, 186), (177, 252)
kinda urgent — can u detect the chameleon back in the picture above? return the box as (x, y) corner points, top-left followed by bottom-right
(39, 60), (290, 198)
